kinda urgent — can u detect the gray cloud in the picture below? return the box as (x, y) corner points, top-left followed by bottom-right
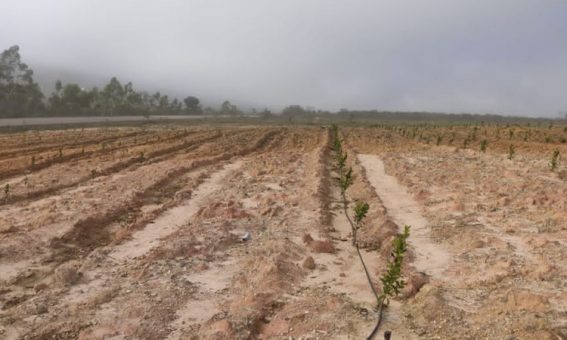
(2, 0), (567, 116)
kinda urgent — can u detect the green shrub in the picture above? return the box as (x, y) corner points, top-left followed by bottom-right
(508, 144), (515, 160)
(339, 167), (353, 194)
(380, 225), (410, 304)
(550, 150), (560, 171)
(480, 140), (488, 152)
(4, 184), (9, 202)
(352, 201), (369, 245)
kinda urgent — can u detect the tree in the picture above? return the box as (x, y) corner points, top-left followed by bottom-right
(124, 82), (144, 114)
(100, 77), (125, 115)
(0, 45), (44, 117)
(220, 100), (239, 115)
(183, 96), (201, 114)
(261, 108), (273, 118)
(48, 81), (94, 115)
(0, 45), (193, 117)
(170, 98), (182, 113)
(282, 105), (306, 116)
(158, 94), (170, 113)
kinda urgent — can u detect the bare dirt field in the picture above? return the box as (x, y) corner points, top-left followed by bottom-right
(1, 123), (566, 339)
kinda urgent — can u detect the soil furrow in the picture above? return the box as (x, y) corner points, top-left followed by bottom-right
(0, 130), (228, 206)
(0, 128), (200, 182)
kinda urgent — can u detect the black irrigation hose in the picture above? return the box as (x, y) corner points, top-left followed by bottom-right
(366, 299), (385, 340)
(339, 174), (385, 340)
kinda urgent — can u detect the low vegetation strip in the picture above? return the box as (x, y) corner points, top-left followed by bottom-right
(330, 125), (410, 339)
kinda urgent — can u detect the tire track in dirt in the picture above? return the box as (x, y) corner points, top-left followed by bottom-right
(110, 160), (244, 261)
(357, 154), (451, 281)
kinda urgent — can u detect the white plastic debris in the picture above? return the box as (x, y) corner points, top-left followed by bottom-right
(241, 232), (251, 241)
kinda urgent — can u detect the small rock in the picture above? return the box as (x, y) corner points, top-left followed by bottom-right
(36, 303), (48, 314)
(302, 256), (316, 270)
(34, 282), (49, 293)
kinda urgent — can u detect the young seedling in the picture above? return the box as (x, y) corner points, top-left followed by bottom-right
(436, 135), (442, 146)
(480, 139), (488, 153)
(31, 155), (36, 168)
(352, 201), (369, 245)
(508, 144), (515, 160)
(549, 150), (560, 171)
(330, 125), (410, 339)
(4, 184), (10, 202)
(367, 225), (411, 339)
(339, 167), (353, 194)
(58, 148), (63, 158)
(379, 225), (410, 305)
(337, 151), (347, 171)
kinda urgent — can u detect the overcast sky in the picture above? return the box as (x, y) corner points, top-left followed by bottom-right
(2, 1), (567, 116)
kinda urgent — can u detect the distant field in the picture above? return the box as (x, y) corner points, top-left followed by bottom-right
(0, 123), (566, 339)
(0, 115), (209, 127)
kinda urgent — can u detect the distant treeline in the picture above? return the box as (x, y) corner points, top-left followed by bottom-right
(277, 105), (564, 125)
(333, 110), (564, 124)
(0, 45), (241, 118)
(2, 45), (565, 123)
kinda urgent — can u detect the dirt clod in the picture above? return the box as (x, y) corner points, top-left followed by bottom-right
(302, 256), (316, 270)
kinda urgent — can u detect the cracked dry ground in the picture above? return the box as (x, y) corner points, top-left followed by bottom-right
(1, 125), (566, 339)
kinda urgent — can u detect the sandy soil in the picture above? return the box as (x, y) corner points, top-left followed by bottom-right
(348, 126), (567, 339)
(358, 154), (450, 280)
(1, 124), (566, 339)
